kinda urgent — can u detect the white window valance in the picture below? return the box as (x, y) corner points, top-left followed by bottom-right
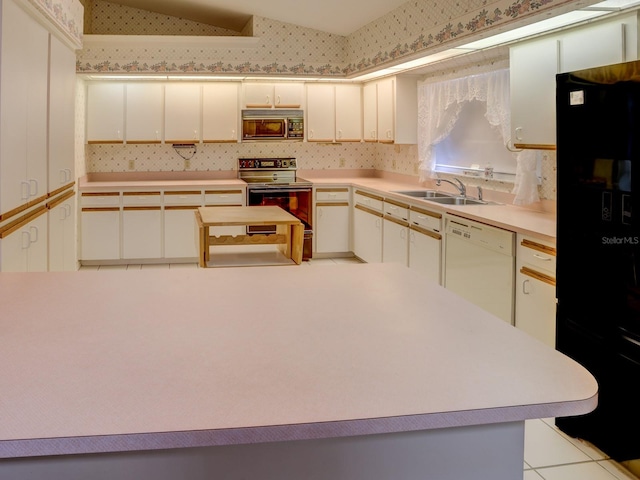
(417, 68), (540, 205)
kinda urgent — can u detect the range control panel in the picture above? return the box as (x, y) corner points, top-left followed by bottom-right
(238, 158), (297, 169)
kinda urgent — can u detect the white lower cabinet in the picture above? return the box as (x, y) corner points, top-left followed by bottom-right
(80, 192), (121, 261)
(382, 199), (409, 265)
(122, 191), (162, 259)
(383, 217), (408, 265)
(353, 190), (384, 263)
(81, 209), (120, 260)
(163, 191), (203, 259)
(316, 203), (350, 253)
(48, 194), (77, 271)
(314, 187), (350, 254)
(79, 187), (247, 263)
(164, 208), (199, 258)
(408, 205), (442, 284)
(122, 208), (162, 259)
(353, 205), (383, 263)
(0, 209), (48, 272)
(515, 234), (557, 348)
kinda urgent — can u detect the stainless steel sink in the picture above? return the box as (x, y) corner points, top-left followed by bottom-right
(424, 196), (487, 205)
(392, 190), (453, 199)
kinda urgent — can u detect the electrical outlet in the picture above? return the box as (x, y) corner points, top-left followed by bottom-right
(128, 159), (135, 170)
(185, 159), (191, 170)
(339, 158), (346, 168)
(392, 159), (397, 170)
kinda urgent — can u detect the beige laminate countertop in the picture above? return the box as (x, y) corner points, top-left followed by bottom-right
(77, 172), (556, 240)
(0, 264), (595, 459)
(307, 175), (556, 241)
(78, 173), (246, 191)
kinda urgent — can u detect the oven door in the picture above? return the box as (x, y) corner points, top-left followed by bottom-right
(247, 186), (311, 230)
(247, 186), (313, 259)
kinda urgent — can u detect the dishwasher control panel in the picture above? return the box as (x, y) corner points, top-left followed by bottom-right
(445, 216), (514, 256)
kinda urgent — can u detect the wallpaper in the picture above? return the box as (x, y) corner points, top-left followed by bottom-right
(28, 0), (84, 48)
(76, 0), (598, 77)
(85, 0), (240, 36)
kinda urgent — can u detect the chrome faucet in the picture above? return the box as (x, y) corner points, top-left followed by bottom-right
(477, 186), (483, 201)
(435, 177), (466, 197)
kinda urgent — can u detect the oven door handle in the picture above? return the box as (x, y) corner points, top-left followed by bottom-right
(249, 188), (312, 194)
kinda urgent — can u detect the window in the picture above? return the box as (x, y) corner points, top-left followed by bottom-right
(417, 68), (541, 204)
(433, 100), (518, 180)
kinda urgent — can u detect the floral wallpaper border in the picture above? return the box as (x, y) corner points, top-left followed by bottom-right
(28, 0), (84, 48)
(76, 0), (588, 76)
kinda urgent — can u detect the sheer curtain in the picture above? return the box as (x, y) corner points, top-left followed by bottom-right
(417, 68), (539, 204)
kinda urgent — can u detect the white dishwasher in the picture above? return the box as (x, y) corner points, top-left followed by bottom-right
(443, 215), (516, 324)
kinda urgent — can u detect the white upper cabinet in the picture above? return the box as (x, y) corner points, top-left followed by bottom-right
(165, 83), (201, 143)
(335, 84), (362, 142)
(87, 83), (125, 143)
(510, 37), (559, 150)
(362, 76), (417, 144)
(363, 82), (377, 142)
(376, 77), (395, 143)
(126, 83), (164, 143)
(559, 19), (630, 73)
(48, 34), (76, 193)
(202, 82), (240, 142)
(243, 83), (304, 108)
(306, 84), (336, 142)
(510, 11), (639, 150)
(306, 84), (362, 143)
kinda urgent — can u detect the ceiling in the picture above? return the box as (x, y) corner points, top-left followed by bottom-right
(105, 0), (410, 36)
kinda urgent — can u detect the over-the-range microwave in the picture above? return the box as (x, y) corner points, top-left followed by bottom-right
(241, 109), (304, 142)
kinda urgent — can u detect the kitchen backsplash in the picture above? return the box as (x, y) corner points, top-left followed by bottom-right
(83, 142), (557, 200)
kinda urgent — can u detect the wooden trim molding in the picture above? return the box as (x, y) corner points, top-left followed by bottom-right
(384, 215), (409, 228)
(384, 198), (409, 209)
(521, 239), (556, 256)
(317, 202), (349, 207)
(0, 206), (48, 239)
(355, 204), (383, 217)
(46, 190), (76, 210)
(409, 205), (442, 219)
(355, 190), (383, 202)
(410, 224), (442, 241)
(521, 266), (556, 286)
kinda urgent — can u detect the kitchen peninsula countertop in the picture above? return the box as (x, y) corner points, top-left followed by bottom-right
(0, 264), (595, 459)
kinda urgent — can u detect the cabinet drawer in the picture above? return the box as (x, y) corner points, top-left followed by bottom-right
(409, 206), (441, 233)
(164, 191), (203, 206)
(316, 187), (349, 202)
(81, 192), (120, 208)
(354, 190), (383, 212)
(517, 235), (556, 275)
(123, 191), (162, 206)
(384, 199), (409, 221)
(204, 189), (244, 205)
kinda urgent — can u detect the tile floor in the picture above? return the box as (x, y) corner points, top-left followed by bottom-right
(79, 256), (640, 480)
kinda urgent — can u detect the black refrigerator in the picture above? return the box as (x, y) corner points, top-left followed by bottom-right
(556, 60), (640, 461)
